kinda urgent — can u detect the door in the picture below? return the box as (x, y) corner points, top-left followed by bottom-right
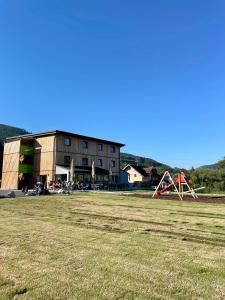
(40, 175), (47, 188)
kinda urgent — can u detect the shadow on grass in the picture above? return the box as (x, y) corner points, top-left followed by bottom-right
(141, 228), (225, 247)
(69, 210), (174, 227)
(60, 211), (225, 248)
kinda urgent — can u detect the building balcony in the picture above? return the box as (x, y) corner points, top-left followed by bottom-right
(19, 164), (33, 174)
(20, 145), (34, 156)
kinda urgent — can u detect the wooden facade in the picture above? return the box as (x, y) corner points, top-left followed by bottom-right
(33, 136), (56, 183)
(1, 130), (124, 189)
(1, 140), (20, 189)
(56, 134), (120, 172)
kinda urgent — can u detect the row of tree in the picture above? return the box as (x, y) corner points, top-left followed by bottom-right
(179, 158), (225, 193)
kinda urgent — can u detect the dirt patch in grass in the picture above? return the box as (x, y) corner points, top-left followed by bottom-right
(130, 193), (225, 204)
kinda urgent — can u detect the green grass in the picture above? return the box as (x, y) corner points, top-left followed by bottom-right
(1, 193), (225, 299)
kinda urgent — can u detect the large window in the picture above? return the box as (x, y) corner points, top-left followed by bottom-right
(111, 160), (116, 168)
(64, 137), (71, 146)
(64, 155), (71, 165)
(97, 159), (103, 167)
(81, 141), (88, 149)
(84, 174), (91, 182)
(98, 144), (103, 151)
(82, 157), (88, 166)
(96, 174), (104, 182)
(111, 146), (116, 153)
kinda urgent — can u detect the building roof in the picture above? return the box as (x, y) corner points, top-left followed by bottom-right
(123, 164), (157, 177)
(123, 164), (147, 176)
(5, 130), (125, 147)
(143, 167), (156, 174)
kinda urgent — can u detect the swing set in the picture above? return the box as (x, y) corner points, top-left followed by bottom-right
(152, 171), (204, 200)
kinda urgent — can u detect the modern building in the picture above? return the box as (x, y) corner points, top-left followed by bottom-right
(1, 130), (125, 189)
(123, 164), (160, 185)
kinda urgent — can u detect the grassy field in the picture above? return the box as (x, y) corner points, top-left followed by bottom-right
(1, 193), (225, 299)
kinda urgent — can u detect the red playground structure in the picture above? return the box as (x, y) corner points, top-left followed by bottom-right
(152, 171), (203, 200)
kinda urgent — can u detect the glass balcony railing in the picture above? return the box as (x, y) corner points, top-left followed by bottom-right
(19, 164), (33, 174)
(20, 146), (34, 156)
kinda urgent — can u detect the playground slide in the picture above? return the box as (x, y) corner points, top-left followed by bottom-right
(156, 182), (174, 196)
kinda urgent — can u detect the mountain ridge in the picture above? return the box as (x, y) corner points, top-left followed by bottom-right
(120, 152), (172, 171)
(197, 163), (219, 170)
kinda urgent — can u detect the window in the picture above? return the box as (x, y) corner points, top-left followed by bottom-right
(64, 155), (71, 165)
(97, 159), (103, 167)
(81, 141), (88, 149)
(111, 146), (116, 153)
(96, 175), (104, 182)
(82, 157), (88, 166)
(98, 144), (103, 151)
(111, 175), (119, 183)
(111, 160), (116, 168)
(84, 174), (91, 182)
(64, 137), (71, 146)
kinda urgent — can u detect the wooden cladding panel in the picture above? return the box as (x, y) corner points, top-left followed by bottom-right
(33, 136), (55, 175)
(35, 136), (55, 153)
(1, 171), (18, 189)
(2, 153), (20, 172)
(1, 140), (20, 189)
(33, 152), (54, 173)
(3, 140), (20, 155)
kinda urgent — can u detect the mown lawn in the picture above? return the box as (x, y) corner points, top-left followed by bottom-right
(1, 192), (225, 299)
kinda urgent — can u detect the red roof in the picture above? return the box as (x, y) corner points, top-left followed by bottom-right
(143, 167), (155, 174)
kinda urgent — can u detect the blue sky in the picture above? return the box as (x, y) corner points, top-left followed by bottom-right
(0, 0), (225, 168)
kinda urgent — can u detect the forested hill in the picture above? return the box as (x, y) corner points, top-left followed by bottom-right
(120, 152), (172, 171)
(0, 124), (29, 143)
